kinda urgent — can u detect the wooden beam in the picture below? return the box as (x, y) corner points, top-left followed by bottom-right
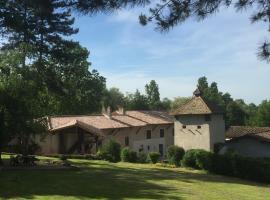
(136, 127), (142, 135)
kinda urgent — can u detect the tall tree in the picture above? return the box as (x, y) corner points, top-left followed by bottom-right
(145, 80), (161, 109)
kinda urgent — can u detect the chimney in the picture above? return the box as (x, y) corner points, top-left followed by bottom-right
(107, 106), (112, 118)
(117, 106), (126, 115)
(102, 106), (112, 119)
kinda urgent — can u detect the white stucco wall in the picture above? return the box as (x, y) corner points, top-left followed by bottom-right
(174, 114), (225, 151)
(102, 124), (174, 157)
(209, 114), (225, 150)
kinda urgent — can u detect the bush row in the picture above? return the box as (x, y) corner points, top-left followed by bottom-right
(182, 149), (270, 183)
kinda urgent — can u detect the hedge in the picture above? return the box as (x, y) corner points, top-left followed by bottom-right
(182, 149), (270, 183)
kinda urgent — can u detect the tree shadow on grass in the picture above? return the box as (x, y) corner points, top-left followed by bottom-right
(76, 160), (270, 188)
(0, 161), (185, 199)
(0, 159), (269, 199)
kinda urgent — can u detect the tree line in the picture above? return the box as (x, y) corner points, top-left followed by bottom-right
(103, 77), (270, 129)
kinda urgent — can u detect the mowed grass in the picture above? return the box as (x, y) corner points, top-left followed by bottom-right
(0, 155), (270, 200)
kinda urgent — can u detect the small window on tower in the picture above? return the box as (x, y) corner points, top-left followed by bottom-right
(197, 125), (201, 129)
(182, 125), (186, 129)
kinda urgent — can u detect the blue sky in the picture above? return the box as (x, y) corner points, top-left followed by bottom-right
(72, 6), (270, 105)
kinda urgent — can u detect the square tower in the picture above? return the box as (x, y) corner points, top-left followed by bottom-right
(171, 89), (225, 151)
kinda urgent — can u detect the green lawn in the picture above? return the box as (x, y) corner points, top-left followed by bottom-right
(0, 155), (270, 200)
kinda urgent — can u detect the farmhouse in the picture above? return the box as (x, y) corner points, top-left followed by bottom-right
(37, 109), (174, 156)
(220, 126), (270, 158)
(35, 89), (227, 156)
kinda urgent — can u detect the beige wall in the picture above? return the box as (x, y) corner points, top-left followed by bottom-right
(102, 124), (174, 157)
(174, 114), (225, 151)
(34, 133), (59, 154)
(209, 114), (225, 150)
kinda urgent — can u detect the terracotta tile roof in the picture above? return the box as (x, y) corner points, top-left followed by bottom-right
(49, 115), (129, 131)
(50, 119), (103, 135)
(226, 126), (270, 142)
(47, 110), (173, 133)
(111, 115), (147, 127)
(171, 96), (224, 115)
(125, 111), (173, 125)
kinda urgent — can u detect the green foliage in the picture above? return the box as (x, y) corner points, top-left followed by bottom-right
(121, 147), (137, 163)
(145, 80), (160, 109)
(125, 89), (149, 110)
(137, 152), (148, 163)
(147, 152), (160, 164)
(211, 153), (270, 183)
(102, 88), (125, 112)
(167, 145), (185, 167)
(194, 150), (213, 170)
(99, 140), (121, 163)
(182, 149), (213, 170)
(252, 100), (270, 127)
(182, 149), (199, 169)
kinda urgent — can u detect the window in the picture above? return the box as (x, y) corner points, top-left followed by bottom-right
(146, 130), (151, 139)
(147, 145), (150, 151)
(197, 125), (201, 129)
(159, 144), (163, 156)
(125, 136), (129, 146)
(182, 125), (186, 129)
(160, 129), (164, 138)
(205, 115), (211, 121)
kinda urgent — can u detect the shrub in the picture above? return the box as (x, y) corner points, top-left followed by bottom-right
(195, 150), (213, 170)
(121, 147), (130, 162)
(137, 152), (148, 163)
(99, 139), (121, 162)
(167, 145), (185, 167)
(121, 147), (137, 163)
(182, 149), (213, 170)
(182, 149), (198, 168)
(148, 152), (160, 164)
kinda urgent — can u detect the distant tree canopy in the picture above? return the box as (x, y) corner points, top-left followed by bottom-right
(196, 76), (269, 128)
